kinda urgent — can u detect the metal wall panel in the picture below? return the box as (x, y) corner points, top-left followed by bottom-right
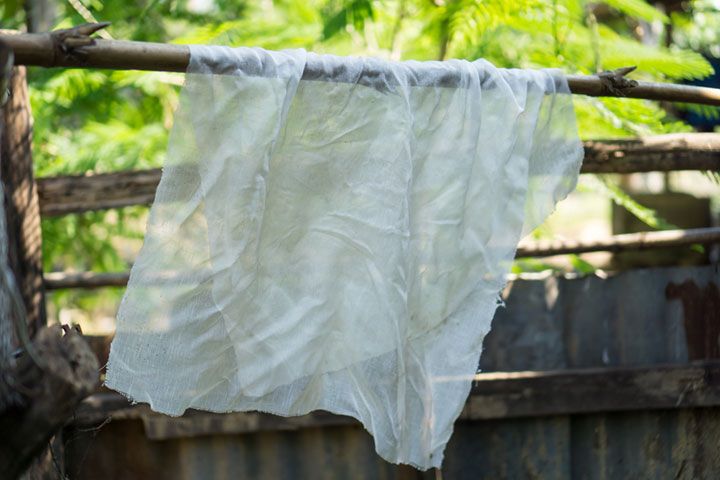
(65, 265), (720, 479)
(481, 264), (720, 372)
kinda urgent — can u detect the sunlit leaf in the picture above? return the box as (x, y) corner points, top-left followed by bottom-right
(601, 0), (668, 23)
(322, 0), (374, 40)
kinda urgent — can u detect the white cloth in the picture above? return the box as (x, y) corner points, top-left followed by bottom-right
(106, 46), (583, 470)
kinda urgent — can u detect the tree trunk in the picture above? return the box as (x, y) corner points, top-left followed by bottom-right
(0, 65), (46, 339)
(0, 59), (99, 480)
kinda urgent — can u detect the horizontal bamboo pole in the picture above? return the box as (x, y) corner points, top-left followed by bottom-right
(3, 24), (720, 105)
(516, 226), (720, 258)
(43, 227), (720, 290)
(35, 133), (720, 217)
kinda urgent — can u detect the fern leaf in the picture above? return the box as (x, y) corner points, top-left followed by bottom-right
(322, 0), (375, 40)
(592, 176), (677, 230)
(601, 0), (669, 23)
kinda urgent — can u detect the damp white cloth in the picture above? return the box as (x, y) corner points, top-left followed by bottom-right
(106, 46), (583, 470)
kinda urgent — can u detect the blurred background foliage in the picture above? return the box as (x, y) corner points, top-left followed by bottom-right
(1, 0), (719, 325)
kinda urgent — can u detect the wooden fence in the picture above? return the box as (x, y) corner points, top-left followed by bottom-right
(0, 23), (719, 479)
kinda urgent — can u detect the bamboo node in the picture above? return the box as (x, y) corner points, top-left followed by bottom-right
(598, 66), (638, 96)
(49, 22), (111, 63)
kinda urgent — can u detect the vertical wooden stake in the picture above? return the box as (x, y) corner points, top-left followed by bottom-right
(0, 65), (46, 338)
(0, 60), (57, 480)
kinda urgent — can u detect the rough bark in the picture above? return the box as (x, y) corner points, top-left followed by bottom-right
(38, 168), (162, 216)
(582, 133), (720, 173)
(0, 53), (98, 480)
(70, 361), (720, 428)
(34, 133), (720, 217)
(1, 66), (46, 337)
(0, 326), (99, 479)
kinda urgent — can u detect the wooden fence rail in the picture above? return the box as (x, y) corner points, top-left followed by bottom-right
(515, 226), (720, 258)
(71, 361), (720, 428)
(42, 227), (720, 290)
(35, 133), (720, 217)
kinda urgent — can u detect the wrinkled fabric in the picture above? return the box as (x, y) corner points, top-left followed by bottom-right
(106, 46), (583, 470)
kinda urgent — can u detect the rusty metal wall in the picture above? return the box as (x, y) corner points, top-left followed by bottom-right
(64, 409), (720, 479)
(64, 265), (720, 479)
(481, 264), (720, 371)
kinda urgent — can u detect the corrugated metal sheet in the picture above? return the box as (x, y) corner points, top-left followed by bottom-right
(481, 264), (720, 371)
(65, 420), (427, 479)
(64, 265), (720, 479)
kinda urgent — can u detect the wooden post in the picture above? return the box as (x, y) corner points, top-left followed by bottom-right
(0, 52), (97, 480)
(0, 45), (99, 479)
(0, 65), (46, 338)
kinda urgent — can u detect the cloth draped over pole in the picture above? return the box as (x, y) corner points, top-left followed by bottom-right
(105, 46), (584, 469)
(5, 24), (720, 105)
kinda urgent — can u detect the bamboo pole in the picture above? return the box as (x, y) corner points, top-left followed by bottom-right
(3, 23), (720, 105)
(43, 227), (720, 289)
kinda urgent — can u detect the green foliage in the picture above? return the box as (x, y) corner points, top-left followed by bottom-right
(1, 0), (24, 24)
(602, 0), (668, 23)
(567, 254), (597, 275)
(675, 102), (720, 127)
(511, 258), (556, 274)
(672, 0), (720, 57)
(702, 170), (720, 185)
(591, 175), (678, 230)
(323, 0), (374, 39)
(593, 27), (711, 79)
(573, 96), (693, 139)
(1, 0), (716, 315)
(512, 254), (600, 276)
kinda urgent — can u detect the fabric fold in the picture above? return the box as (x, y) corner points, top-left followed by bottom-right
(106, 46), (584, 470)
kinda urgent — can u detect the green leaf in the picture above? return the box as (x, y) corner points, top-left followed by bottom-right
(601, 0), (669, 23)
(568, 254), (597, 275)
(322, 0), (374, 40)
(701, 170), (720, 185)
(592, 176), (678, 230)
(675, 102), (720, 121)
(511, 258), (557, 273)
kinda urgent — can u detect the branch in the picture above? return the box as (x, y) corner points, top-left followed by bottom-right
(1, 27), (720, 104)
(0, 325), (99, 479)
